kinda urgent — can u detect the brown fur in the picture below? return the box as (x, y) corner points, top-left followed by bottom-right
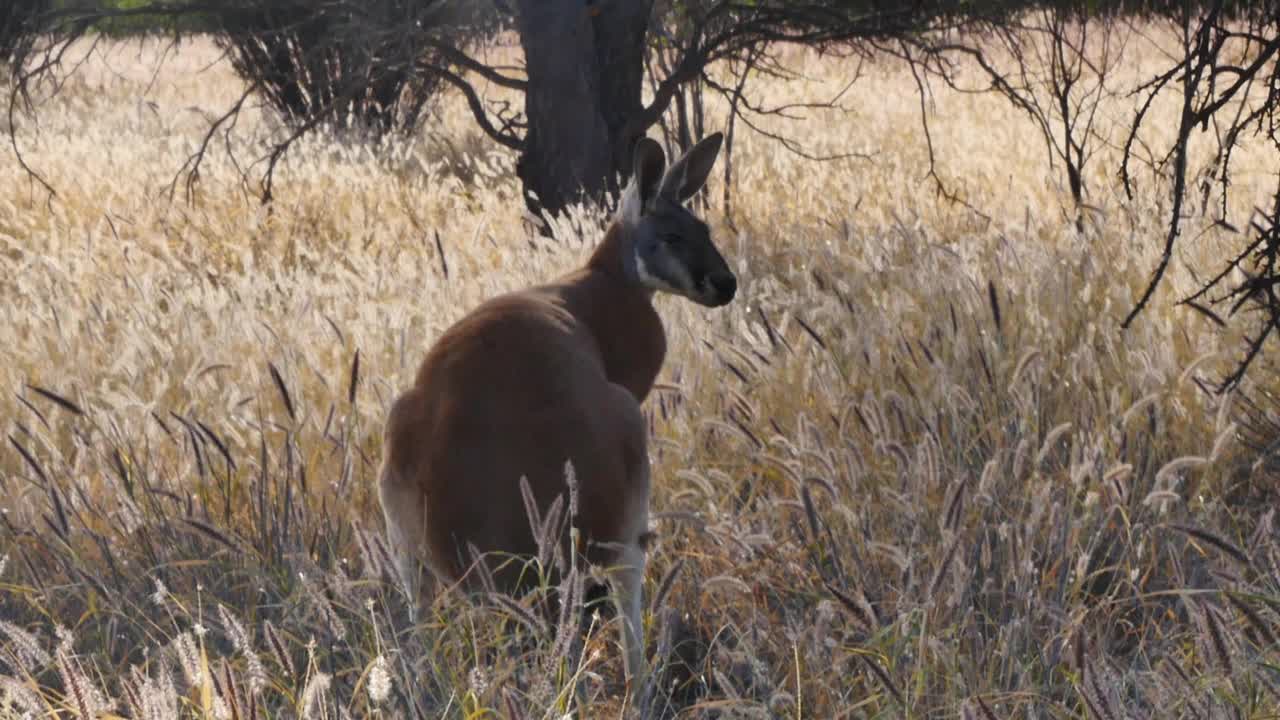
(379, 222), (662, 590)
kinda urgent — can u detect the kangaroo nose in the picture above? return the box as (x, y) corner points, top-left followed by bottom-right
(709, 270), (737, 303)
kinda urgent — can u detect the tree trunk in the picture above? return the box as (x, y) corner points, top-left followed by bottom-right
(514, 0), (652, 217)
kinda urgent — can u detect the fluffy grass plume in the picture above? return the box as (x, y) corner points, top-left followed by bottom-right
(2, 28), (1280, 718)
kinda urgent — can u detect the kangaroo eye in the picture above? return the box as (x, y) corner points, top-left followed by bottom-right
(661, 233), (681, 245)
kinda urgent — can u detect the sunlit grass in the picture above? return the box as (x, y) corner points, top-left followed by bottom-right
(2, 28), (1279, 718)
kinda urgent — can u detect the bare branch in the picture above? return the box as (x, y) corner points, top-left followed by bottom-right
(164, 80), (260, 205)
(428, 39), (527, 90)
(422, 60), (523, 151)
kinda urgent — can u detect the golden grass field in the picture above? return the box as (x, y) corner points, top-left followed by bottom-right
(2, 25), (1280, 718)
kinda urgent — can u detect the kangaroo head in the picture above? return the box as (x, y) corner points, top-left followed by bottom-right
(618, 133), (736, 308)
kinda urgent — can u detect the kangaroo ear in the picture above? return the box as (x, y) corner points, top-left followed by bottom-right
(659, 132), (723, 203)
(621, 137), (666, 223)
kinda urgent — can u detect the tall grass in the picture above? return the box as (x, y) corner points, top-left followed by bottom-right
(2, 30), (1279, 718)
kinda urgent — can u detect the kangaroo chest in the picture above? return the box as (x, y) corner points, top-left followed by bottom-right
(556, 278), (667, 404)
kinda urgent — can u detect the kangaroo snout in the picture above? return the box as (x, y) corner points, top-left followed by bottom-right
(706, 269), (737, 306)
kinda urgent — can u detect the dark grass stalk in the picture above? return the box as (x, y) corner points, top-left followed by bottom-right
(492, 593), (549, 637)
(221, 660), (241, 720)
(371, 534), (399, 587)
(975, 696), (999, 720)
(263, 621), (294, 679)
(47, 484), (69, 537)
(825, 580), (877, 631)
(503, 687), (527, 720)
(55, 648), (91, 720)
(550, 566), (583, 663)
(650, 559), (684, 615)
(120, 673), (143, 718)
(520, 476), (542, 542)
(467, 543), (498, 596)
(943, 477), (967, 532)
(15, 395), (50, 431)
(1169, 525), (1251, 568)
(196, 420), (236, 470)
(1085, 669), (1119, 720)
(538, 495), (565, 573)
(434, 230), (449, 280)
(1079, 684), (1109, 720)
(25, 384), (84, 416)
(9, 435), (50, 487)
(987, 280), (1002, 335)
(755, 306), (785, 353)
(182, 517), (242, 554)
(800, 484), (820, 541)
(351, 522), (387, 580)
(267, 363), (295, 422)
(928, 537), (960, 600)
(1200, 602), (1234, 676)
(1225, 592), (1278, 649)
(795, 315), (828, 352)
(859, 654), (904, 707)
(347, 350), (360, 406)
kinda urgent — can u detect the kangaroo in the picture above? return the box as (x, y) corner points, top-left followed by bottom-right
(378, 133), (734, 700)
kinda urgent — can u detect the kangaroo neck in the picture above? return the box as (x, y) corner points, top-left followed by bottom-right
(563, 221), (666, 402)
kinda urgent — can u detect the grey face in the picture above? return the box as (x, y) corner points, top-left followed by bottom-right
(621, 133), (737, 308)
(631, 197), (736, 307)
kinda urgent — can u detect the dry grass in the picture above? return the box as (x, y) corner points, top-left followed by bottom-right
(2, 27), (1280, 719)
